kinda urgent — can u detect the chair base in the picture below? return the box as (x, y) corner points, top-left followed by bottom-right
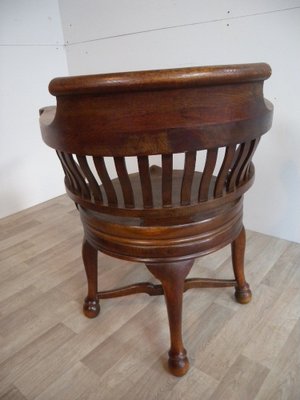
(83, 277), (252, 376)
(96, 277), (237, 299)
(81, 225), (251, 376)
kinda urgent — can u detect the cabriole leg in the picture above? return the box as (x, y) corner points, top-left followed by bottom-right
(82, 238), (100, 318)
(231, 226), (252, 304)
(146, 260), (193, 377)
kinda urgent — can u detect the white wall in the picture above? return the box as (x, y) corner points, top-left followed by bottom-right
(0, 0), (68, 218)
(58, 0), (300, 243)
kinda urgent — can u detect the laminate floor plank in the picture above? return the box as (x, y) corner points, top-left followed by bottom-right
(13, 294), (153, 399)
(0, 285), (42, 319)
(262, 241), (300, 289)
(164, 367), (218, 400)
(0, 240), (34, 263)
(242, 287), (300, 369)
(0, 323), (75, 397)
(33, 362), (102, 400)
(209, 354), (270, 400)
(0, 385), (27, 400)
(194, 283), (280, 380)
(0, 301), (76, 365)
(255, 318), (300, 400)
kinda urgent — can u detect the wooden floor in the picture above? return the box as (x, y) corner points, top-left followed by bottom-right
(0, 195), (300, 400)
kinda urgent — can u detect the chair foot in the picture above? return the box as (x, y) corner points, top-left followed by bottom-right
(146, 260), (193, 377)
(231, 227), (252, 304)
(235, 283), (252, 304)
(82, 238), (100, 318)
(83, 297), (100, 318)
(168, 349), (190, 377)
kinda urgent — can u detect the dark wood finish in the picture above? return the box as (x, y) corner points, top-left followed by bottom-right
(198, 148), (218, 201)
(82, 238), (100, 318)
(96, 277), (236, 300)
(93, 156), (118, 206)
(114, 157), (135, 208)
(40, 63), (273, 376)
(214, 145), (236, 197)
(181, 151), (197, 205)
(232, 227), (252, 304)
(146, 261), (193, 376)
(77, 156), (103, 202)
(137, 156), (153, 208)
(162, 154), (173, 207)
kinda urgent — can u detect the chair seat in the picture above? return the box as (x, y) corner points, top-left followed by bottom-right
(80, 167), (244, 262)
(108, 165), (208, 209)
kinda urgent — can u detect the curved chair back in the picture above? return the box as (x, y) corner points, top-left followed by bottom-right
(40, 64), (273, 218)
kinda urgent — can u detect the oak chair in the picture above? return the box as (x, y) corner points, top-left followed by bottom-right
(39, 63), (273, 376)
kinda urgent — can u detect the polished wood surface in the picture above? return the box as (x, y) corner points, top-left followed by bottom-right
(1, 195), (300, 399)
(39, 64), (273, 376)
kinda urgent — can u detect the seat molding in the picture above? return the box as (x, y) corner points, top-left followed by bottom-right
(81, 198), (243, 263)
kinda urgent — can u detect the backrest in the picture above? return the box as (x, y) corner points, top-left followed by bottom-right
(40, 63), (273, 217)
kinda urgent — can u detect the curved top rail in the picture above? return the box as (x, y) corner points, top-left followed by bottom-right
(49, 63), (271, 96)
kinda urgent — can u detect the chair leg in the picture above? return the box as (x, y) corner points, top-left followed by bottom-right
(82, 238), (100, 318)
(146, 260), (193, 377)
(231, 226), (252, 304)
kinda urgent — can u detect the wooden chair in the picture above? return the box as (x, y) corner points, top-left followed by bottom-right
(39, 63), (273, 376)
